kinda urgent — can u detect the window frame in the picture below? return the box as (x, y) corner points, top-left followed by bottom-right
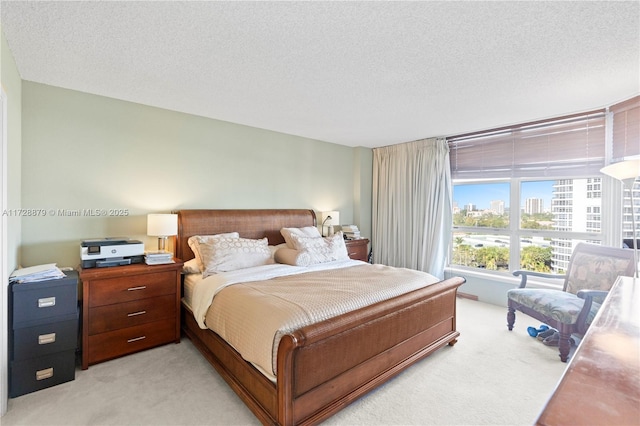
(451, 176), (606, 274)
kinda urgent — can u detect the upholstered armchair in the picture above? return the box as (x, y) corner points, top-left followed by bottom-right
(507, 243), (635, 362)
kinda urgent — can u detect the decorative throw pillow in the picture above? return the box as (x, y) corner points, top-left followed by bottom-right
(188, 232), (240, 271)
(274, 247), (312, 267)
(280, 226), (322, 249)
(199, 236), (272, 277)
(289, 231), (349, 265)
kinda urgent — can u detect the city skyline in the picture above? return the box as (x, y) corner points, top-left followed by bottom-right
(453, 180), (555, 211)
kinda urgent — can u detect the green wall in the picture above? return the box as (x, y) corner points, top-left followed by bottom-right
(21, 82), (372, 267)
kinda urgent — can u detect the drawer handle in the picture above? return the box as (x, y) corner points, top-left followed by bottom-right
(36, 367), (54, 381)
(127, 310), (147, 317)
(38, 297), (56, 308)
(38, 333), (56, 345)
(127, 336), (146, 343)
(127, 286), (147, 291)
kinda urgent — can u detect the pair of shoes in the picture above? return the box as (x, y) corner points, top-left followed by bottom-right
(537, 328), (557, 340)
(527, 324), (550, 337)
(542, 332), (576, 347)
(542, 332), (559, 346)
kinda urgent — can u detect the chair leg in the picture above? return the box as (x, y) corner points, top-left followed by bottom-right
(507, 307), (516, 331)
(558, 325), (572, 362)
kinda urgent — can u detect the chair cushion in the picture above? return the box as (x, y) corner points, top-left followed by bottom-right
(507, 288), (601, 325)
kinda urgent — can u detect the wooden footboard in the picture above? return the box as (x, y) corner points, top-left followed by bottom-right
(182, 275), (463, 426)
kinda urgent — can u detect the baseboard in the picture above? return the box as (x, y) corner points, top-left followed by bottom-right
(457, 292), (479, 301)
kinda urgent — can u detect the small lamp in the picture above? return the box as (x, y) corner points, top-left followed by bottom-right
(147, 213), (178, 253)
(601, 159), (640, 278)
(321, 211), (339, 237)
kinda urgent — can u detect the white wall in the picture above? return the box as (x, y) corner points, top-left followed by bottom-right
(1, 25), (23, 417)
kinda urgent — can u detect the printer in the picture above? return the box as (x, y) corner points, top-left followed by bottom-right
(80, 237), (145, 268)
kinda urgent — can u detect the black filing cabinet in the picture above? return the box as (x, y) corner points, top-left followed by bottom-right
(9, 271), (78, 397)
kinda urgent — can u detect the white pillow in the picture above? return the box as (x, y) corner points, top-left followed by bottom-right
(274, 247), (311, 267)
(289, 231), (349, 265)
(188, 232), (239, 271)
(182, 258), (201, 274)
(280, 226), (322, 249)
(269, 243), (288, 259)
(199, 236), (272, 277)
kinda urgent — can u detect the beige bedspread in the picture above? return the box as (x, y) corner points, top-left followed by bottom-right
(205, 263), (439, 378)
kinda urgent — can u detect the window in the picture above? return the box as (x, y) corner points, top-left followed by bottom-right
(448, 109), (611, 275)
(611, 96), (640, 244)
(452, 179), (602, 273)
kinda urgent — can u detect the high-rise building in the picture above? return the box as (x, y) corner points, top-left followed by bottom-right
(490, 200), (505, 215)
(525, 198), (544, 214)
(551, 178), (603, 273)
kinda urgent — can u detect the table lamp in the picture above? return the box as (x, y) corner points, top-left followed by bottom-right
(321, 211), (339, 237)
(147, 213), (178, 253)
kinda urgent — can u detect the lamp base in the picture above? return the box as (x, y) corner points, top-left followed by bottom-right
(157, 236), (169, 253)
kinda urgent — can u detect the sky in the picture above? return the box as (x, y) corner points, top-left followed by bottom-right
(453, 181), (555, 211)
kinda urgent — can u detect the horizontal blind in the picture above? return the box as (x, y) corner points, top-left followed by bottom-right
(448, 111), (606, 179)
(611, 95), (640, 161)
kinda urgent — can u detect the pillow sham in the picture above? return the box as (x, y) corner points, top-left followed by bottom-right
(199, 236), (272, 277)
(182, 258), (201, 274)
(280, 226), (322, 249)
(289, 231), (349, 265)
(274, 247), (311, 267)
(188, 232), (240, 271)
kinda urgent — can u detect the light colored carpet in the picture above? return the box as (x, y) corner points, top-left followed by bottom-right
(2, 299), (568, 426)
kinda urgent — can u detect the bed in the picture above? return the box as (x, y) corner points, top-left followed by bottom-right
(176, 209), (465, 426)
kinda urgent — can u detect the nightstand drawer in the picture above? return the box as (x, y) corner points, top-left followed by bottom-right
(10, 350), (76, 398)
(88, 294), (176, 335)
(86, 319), (176, 365)
(12, 274), (78, 327)
(345, 239), (369, 262)
(88, 270), (176, 307)
(13, 318), (78, 360)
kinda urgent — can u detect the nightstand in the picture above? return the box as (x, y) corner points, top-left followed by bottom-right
(9, 271), (79, 397)
(345, 238), (369, 262)
(79, 260), (183, 369)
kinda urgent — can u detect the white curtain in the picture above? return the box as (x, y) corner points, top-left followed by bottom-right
(372, 138), (452, 279)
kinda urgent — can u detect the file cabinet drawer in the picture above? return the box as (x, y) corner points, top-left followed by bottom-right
(10, 350), (76, 398)
(12, 272), (78, 327)
(13, 318), (78, 360)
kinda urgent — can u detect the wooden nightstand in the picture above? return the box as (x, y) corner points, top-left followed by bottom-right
(345, 238), (369, 262)
(79, 260), (183, 369)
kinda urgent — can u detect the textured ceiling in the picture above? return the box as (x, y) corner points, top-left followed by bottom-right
(1, 1), (639, 148)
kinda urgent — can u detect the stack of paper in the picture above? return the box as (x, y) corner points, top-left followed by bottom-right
(145, 252), (174, 265)
(9, 263), (66, 283)
(341, 225), (361, 240)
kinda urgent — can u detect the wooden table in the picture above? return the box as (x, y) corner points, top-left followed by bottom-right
(536, 276), (640, 425)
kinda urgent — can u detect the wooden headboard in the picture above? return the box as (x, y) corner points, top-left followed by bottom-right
(174, 209), (317, 261)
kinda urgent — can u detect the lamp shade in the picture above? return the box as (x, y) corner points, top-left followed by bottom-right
(147, 213), (178, 237)
(321, 211), (339, 227)
(600, 159), (640, 186)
